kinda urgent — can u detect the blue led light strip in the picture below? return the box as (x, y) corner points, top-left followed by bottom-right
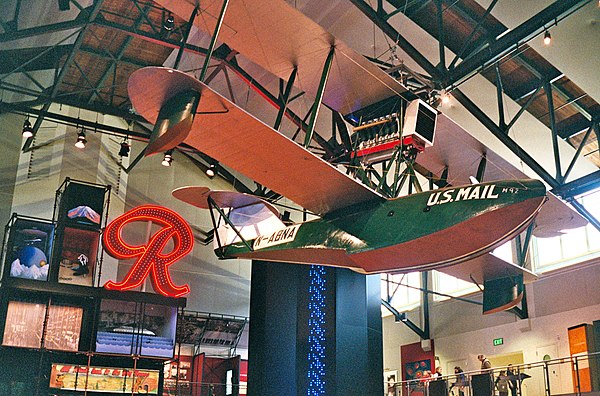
(307, 265), (327, 395)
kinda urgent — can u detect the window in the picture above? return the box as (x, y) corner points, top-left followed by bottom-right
(532, 190), (600, 272)
(433, 272), (479, 302)
(381, 272), (422, 314)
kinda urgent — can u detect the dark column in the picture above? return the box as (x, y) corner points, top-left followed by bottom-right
(247, 261), (383, 396)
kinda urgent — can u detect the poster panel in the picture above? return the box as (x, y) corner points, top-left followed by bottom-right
(6, 218), (54, 281)
(49, 364), (159, 394)
(59, 182), (105, 228)
(57, 227), (98, 286)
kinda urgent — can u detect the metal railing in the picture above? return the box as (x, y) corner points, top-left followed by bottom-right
(163, 381), (247, 396)
(389, 352), (600, 396)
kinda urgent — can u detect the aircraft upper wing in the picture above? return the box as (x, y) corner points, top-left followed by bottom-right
(154, 0), (407, 115)
(417, 114), (587, 237)
(129, 67), (384, 215)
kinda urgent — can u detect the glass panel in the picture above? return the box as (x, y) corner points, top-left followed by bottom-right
(433, 271), (478, 301)
(45, 305), (83, 351)
(96, 300), (138, 355)
(49, 364), (159, 394)
(534, 236), (562, 267)
(7, 218), (54, 281)
(58, 227), (98, 287)
(3, 301), (45, 348)
(559, 227), (589, 258)
(140, 304), (177, 358)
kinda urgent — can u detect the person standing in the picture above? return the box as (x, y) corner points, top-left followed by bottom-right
(433, 366), (443, 379)
(478, 354), (492, 372)
(495, 371), (509, 396)
(449, 366), (466, 396)
(506, 364), (518, 396)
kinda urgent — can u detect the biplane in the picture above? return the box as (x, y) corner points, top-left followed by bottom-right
(128, 0), (585, 313)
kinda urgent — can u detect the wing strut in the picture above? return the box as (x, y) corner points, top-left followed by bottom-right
(207, 195), (254, 257)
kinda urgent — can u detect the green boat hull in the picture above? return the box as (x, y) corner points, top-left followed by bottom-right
(219, 179), (546, 274)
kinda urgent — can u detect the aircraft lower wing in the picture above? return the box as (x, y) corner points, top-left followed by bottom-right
(129, 67), (384, 215)
(417, 114), (587, 237)
(436, 254), (537, 285)
(154, 0), (408, 115)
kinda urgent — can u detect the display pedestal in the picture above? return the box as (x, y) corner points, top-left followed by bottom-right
(247, 260), (383, 396)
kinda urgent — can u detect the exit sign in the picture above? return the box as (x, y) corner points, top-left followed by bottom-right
(493, 337), (504, 346)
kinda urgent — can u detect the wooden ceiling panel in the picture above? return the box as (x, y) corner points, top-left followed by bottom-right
(122, 36), (172, 65)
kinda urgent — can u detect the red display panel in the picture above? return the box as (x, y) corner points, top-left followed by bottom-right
(102, 205), (193, 297)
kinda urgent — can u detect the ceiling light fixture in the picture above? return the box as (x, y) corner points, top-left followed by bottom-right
(163, 13), (175, 32)
(162, 149), (174, 167)
(206, 163), (216, 178)
(440, 90), (451, 105)
(22, 118), (34, 138)
(75, 129), (87, 149)
(543, 30), (552, 45)
(118, 138), (130, 157)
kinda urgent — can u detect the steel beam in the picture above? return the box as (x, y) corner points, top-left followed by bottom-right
(544, 81), (563, 182)
(349, 0), (439, 80)
(87, 3), (154, 104)
(452, 88), (559, 188)
(381, 299), (428, 340)
(447, 0), (593, 87)
(448, 0), (499, 70)
(0, 17), (86, 43)
(22, 0), (106, 152)
(420, 272), (430, 340)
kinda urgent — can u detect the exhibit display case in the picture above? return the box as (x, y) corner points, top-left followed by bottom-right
(2, 216), (54, 282)
(96, 299), (177, 358)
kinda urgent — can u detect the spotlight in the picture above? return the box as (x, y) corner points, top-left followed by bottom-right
(163, 13), (175, 31)
(162, 149), (174, 167)
(206, 163), (216, 178)
(543, 30), (552, 45)
(440, 90), (451, 105)
(118, 139), (130, 157)
(75, 129), (87, 149)
(22, 119), (34, 138)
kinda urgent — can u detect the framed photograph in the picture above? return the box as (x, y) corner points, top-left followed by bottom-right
(405, 359), (431, 381)
(384, 370), (398, 396)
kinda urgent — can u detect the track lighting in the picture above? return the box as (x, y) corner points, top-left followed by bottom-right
(22, 118), (34, 138)
(163, 13), (175, 31)
(440, 90), (451, 105)
(206, 163), (216, 178)
(118, 139), (130, 157)
(162, 149), (174, 167)
(543, 30), (552, 45)
(75, 129), (87, 149)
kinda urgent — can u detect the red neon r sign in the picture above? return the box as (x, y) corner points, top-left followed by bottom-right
(102, 205), (193, 297)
